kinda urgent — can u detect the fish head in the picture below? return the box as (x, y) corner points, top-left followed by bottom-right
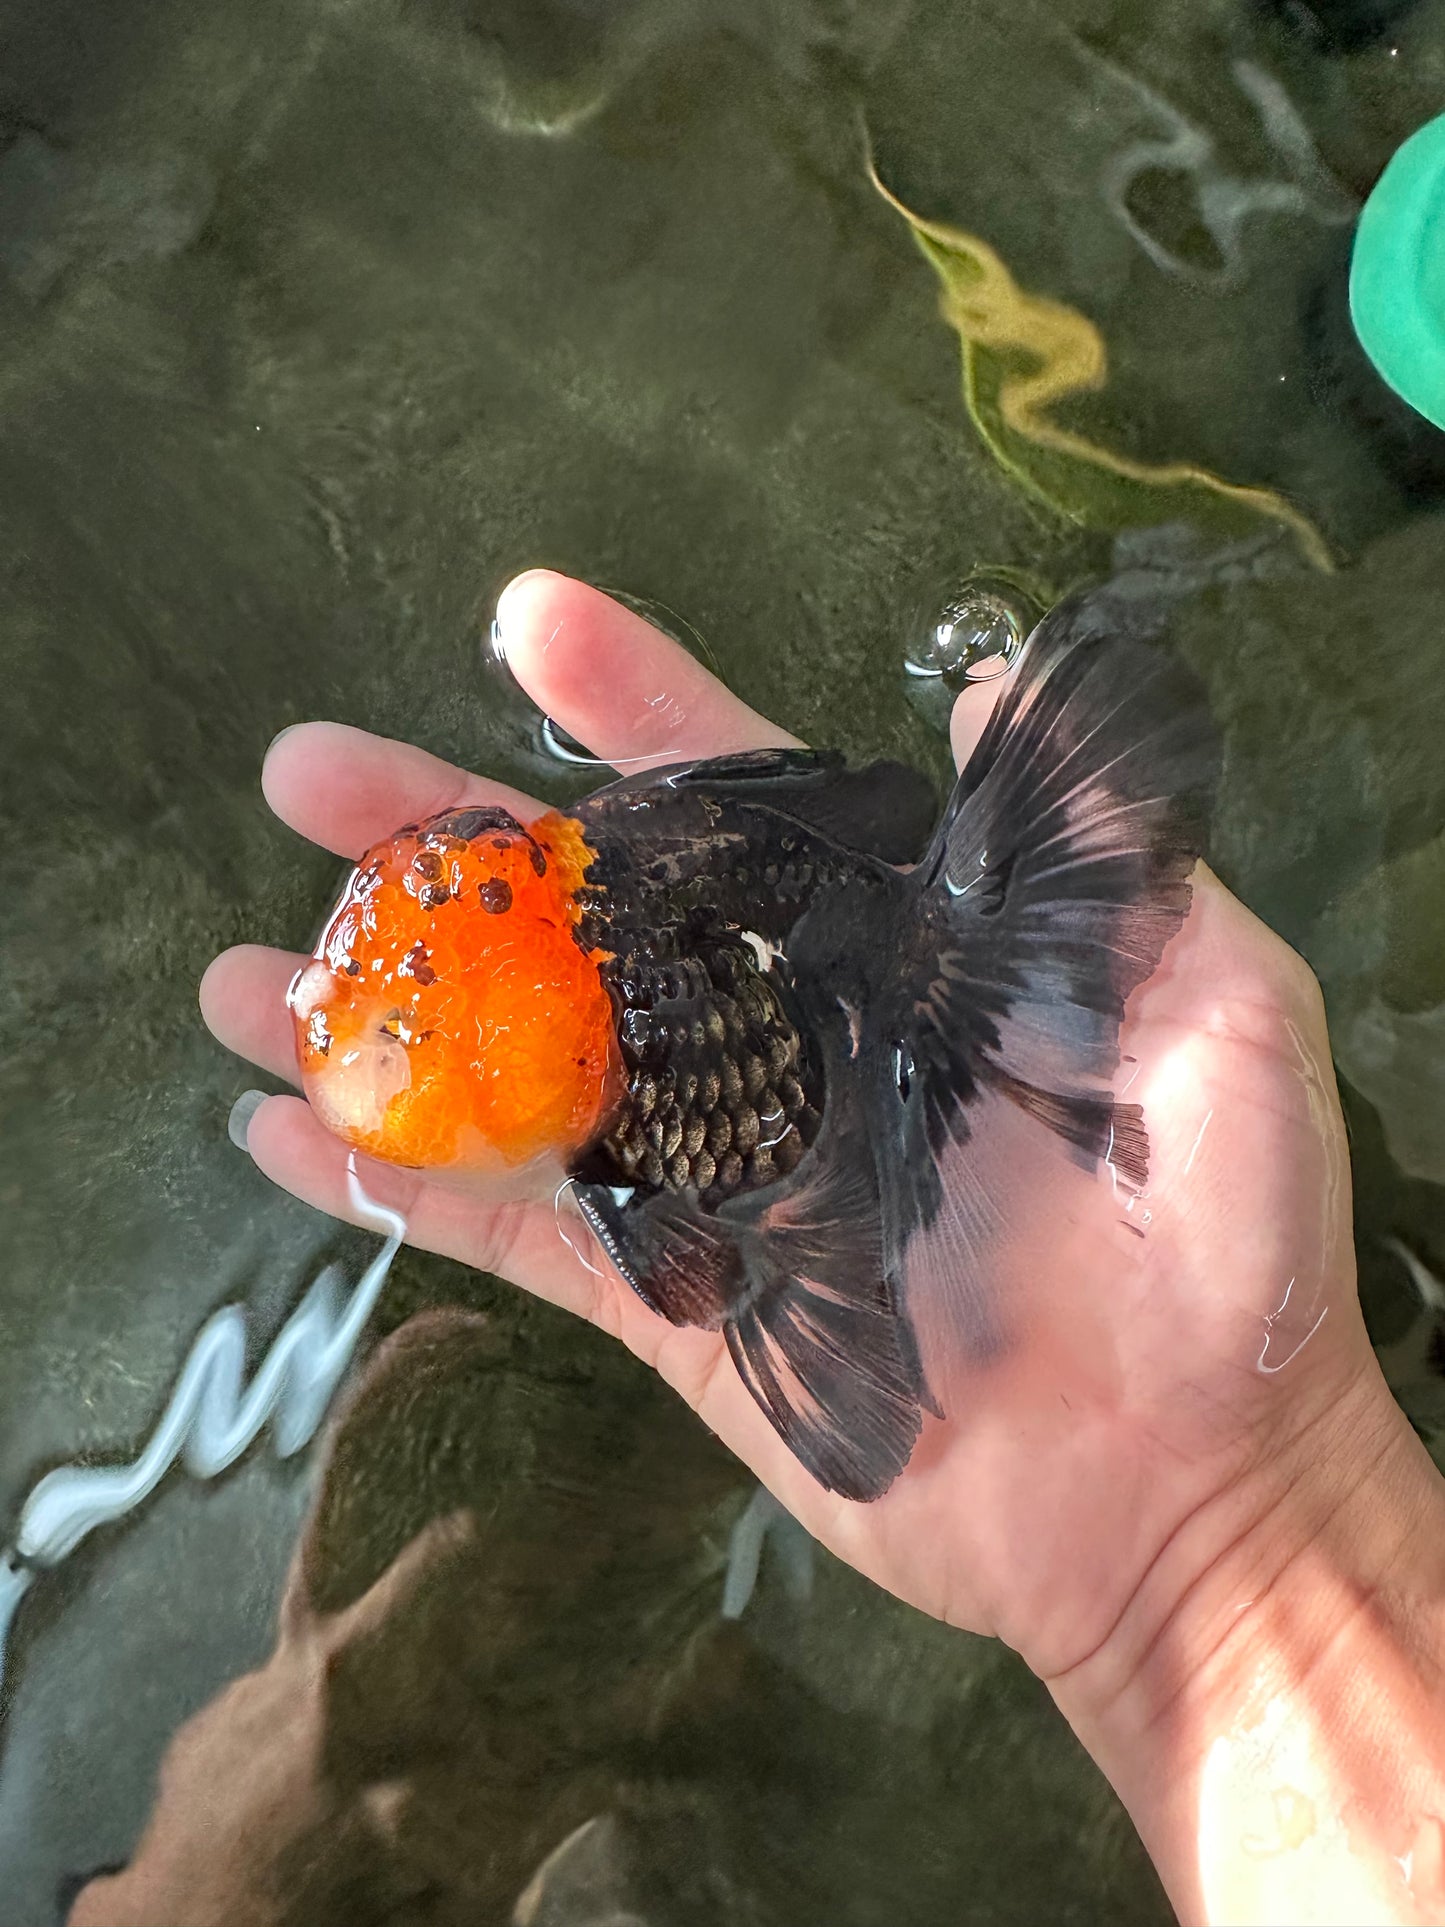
(290, 805), (622, 1186)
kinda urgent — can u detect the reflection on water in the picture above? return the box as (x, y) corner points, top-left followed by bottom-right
(2, 0), (1443, 1919)
(872, 161), (1337, 566)
(1100, 55), (1356, 291)
(720, 1485), (815, 1621)
(63, 1311), (784, 1924)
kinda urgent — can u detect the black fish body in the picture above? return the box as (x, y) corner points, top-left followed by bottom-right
(559, 590), (1219, 1501)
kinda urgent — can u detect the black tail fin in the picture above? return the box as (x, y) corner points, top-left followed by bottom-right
(881, 587), (1220, 1406)
(911, 585), (1219, 1108)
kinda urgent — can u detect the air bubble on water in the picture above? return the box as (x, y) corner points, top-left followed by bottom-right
(905, 575), (1037, 690)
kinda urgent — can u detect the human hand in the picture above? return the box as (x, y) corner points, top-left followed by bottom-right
(200, 571), (1405, 1699)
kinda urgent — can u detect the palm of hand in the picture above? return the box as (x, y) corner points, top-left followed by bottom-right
(203, 573), (1362, 1679)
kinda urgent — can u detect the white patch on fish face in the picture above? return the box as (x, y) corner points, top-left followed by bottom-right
(311, 1034), (411, 1139)
(741, 929), (786, 973)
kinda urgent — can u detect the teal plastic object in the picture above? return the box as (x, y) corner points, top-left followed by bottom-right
(1350, 113), (1445, 430)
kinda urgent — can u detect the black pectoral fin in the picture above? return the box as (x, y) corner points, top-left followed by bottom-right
(575, 1116), (926, 1503)
(596, 746), (939, 865)
(572, 1183), (743, 1326)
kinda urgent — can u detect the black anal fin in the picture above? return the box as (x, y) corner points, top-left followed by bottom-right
(573, 1072), (927, 1504)
(725, 1254), (923, 1503)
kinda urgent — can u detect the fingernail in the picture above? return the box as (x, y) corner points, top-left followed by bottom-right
(266, 722), (304, 758)
(228, 1089), (268, 1151)
(493, 569), (558, 649)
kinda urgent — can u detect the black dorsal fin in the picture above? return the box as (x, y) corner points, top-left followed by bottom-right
(593, 747), (939, 865)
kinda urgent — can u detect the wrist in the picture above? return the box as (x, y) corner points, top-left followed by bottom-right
(1049, 1344), (1445, 1925)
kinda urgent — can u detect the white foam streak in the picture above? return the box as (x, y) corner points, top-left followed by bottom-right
(0, 1161), (405, 1694)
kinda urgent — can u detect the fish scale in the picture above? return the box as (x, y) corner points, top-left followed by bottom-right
(577, 923), (821, 1202)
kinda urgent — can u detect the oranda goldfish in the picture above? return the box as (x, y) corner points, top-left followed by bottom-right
(290, 591), (1217, 1500)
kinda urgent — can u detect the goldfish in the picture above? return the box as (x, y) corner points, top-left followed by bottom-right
(291, 589), (1217, 1500)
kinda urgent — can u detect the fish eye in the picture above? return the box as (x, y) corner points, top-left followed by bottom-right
(891, 1040), (914, 1104)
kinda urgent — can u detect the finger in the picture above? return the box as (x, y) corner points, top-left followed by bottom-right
(200, 944), (306, 1085)
(1164, 864), (1328, 1022)
(949, 660), (1020, 772)
(242, 1093), (624, 1322)
(494, 569), (800, 770)
(262, 722), (541, 859)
